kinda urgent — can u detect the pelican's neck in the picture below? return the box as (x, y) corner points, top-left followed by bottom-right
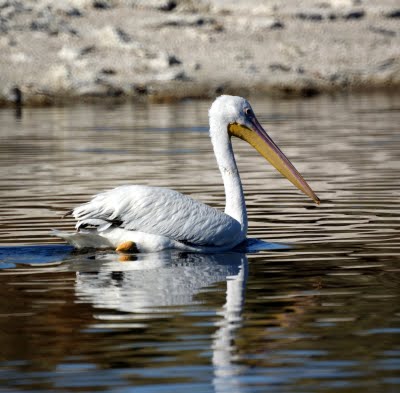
(210, 128), (248, 235)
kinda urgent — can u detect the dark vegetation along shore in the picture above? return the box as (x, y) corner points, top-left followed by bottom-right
(0, 0), (399, 106)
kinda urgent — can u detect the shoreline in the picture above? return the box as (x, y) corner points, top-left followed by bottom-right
(1, 0), (399, 106)
(2, 84), (400, 108)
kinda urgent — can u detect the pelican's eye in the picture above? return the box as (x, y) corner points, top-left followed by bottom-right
(244, 108), (253, 117)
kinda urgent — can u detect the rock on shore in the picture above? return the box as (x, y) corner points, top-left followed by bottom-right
(0, 0), (399, 105)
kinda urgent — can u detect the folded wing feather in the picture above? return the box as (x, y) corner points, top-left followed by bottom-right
(73, 185), (241, 247)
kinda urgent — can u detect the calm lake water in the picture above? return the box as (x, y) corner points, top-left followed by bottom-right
(0, 94), (399, 393)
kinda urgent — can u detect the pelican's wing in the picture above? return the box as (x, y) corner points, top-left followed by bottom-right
(72, 185), (241, 247)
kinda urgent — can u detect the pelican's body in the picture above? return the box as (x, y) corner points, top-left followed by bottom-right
(56, 96), (319, 252)
(59, 185), (245, 252)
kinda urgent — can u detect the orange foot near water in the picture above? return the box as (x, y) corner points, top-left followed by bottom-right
(116, 241), (138, 253)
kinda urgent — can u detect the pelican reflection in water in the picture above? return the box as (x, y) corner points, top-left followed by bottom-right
(73, 251), (247, 392)
(56, 95), (319, 252)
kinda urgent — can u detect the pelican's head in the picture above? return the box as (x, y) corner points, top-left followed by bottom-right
(209, 95), (320, 204)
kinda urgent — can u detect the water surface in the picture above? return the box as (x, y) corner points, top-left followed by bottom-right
(0, 94), (399, 392)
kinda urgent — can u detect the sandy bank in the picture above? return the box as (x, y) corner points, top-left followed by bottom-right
(0, 0), (399, 105)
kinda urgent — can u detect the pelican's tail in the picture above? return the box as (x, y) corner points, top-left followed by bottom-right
(51, 229), (113, 249)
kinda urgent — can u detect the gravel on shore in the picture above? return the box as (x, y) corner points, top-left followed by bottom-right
(0, 0), (399, 105)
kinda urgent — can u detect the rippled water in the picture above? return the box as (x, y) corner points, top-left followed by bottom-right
(0, 94), (399, 392)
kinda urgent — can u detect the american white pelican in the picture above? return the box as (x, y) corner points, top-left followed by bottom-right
(56, 95), (319, 252)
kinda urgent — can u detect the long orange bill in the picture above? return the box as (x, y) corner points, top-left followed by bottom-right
(228, 117), (320, 204)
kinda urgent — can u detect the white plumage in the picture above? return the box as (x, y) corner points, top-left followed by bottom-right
(72, 185), (242, 249)
(56, 95), (319, 252)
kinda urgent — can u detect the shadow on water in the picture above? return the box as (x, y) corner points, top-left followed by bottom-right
(0, 238), (287, 269)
